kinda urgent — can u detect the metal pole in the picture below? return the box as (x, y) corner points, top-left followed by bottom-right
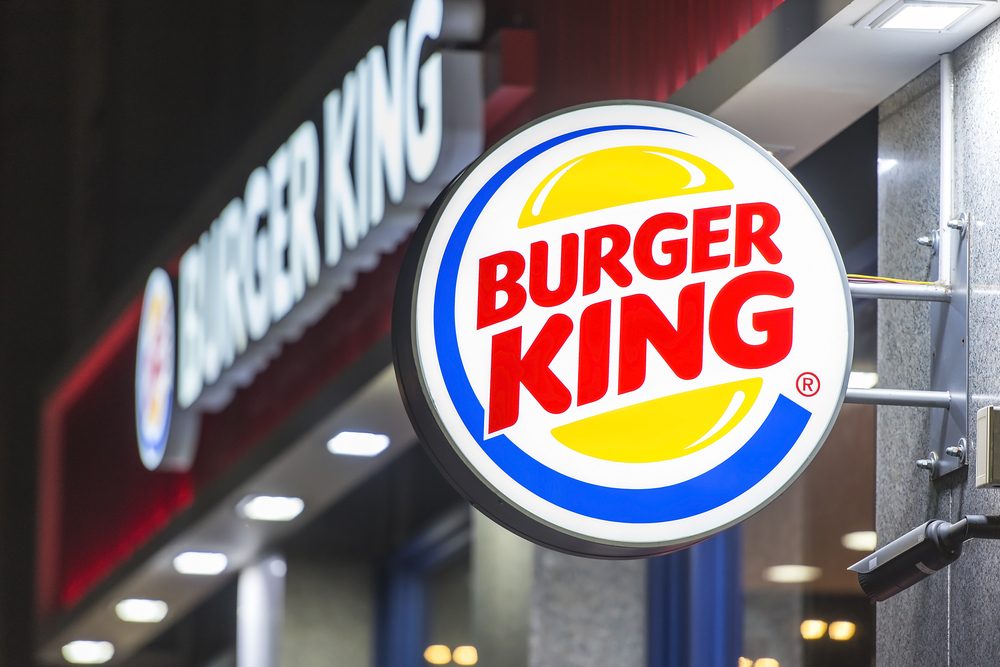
(939, 52), (955, 284)
(845, 387), (951, 408)
(850, 282), (951, 302)
(237, 554), (286, 667)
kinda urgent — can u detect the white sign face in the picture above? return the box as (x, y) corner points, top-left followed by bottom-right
(395, 102), (853, 557)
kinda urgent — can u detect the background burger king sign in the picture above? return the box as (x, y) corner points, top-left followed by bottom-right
(394, 101), (853, 558)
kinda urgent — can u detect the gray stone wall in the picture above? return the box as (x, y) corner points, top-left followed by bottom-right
(472, 511), (647, 667)
(877, 17), (1000, 667)
(280, 556), (375, 667)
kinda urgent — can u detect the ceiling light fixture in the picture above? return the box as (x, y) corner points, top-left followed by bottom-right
(842, 530), (879, 552)
(61, 641), (115, 665)
(423, 644), (452, 665)
(326, 431), (390, 457)
(764, 564), (822, 584)
(453, 645), (479, 665)
(114, 598), (169, 623)
(829, 621), (857, 641)
(857, 0), (988, 32)
(800, 619), (829, 640)
(237, 495), (305, 522)
(173, 551), (228, 576)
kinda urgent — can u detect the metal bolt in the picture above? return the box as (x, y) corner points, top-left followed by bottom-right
(916, 458), (936, 471)
(917, 231), (939, 248)
(947, 218), (966, 230)
(944, 438), (967, 461)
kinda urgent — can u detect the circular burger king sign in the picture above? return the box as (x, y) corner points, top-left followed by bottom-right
(394, 102), (853, 557)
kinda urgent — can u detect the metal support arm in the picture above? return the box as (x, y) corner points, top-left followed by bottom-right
(844, 388), (951, 409)
(849, 282), (951, 302)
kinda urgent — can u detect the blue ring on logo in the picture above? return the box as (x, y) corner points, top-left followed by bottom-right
(432, 124), (812, 524)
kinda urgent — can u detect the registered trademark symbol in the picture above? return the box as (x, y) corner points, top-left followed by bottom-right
(796, 372), (820, 397)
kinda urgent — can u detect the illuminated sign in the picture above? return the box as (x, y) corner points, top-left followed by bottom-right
(394, 102), (853, 557)
(135, 0), (480, 471)
(135, 269), (178, 470)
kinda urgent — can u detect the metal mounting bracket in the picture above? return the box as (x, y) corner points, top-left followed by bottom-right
(927, 215), (969, 479)
(844, 218), (969, 480)
(842, 52), (969, 481)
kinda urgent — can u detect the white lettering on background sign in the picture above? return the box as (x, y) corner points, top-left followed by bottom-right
(135, 0), (448, 471)
(175, 0), (443, 411)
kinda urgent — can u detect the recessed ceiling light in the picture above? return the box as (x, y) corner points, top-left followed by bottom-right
(848, 371), (879, 389)
(800, 619), (829, 640)
(763, 564), (822, 584)
(423, 644), (452, 665)
(842, 530), (878, 552)
(861, 0), (984, 31)
(173, 551), (228, 575)
(829, 620), (857, 641)
(61, 640), (115, 664)
(453, 645), (479, 666)
(115, 598), (169, 623)
(326, 431), (390, 457)
(237, 495), (305, 522)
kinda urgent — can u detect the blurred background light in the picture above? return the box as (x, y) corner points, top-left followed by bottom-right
(114, 598), (168, 623)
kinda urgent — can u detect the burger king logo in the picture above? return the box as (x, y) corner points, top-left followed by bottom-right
(135, 267), (200, 471)
(394, 102), (853, 557)
(135, 268), (177, 471)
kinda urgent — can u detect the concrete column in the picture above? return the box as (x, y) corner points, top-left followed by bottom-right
(471, 510), (533, 667)
(280, 555), (376, 667)
(471, 510), (647, 667)
(529, 549), (646, 667)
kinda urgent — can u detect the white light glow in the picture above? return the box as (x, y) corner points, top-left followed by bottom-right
(877, 158), (899, 174)
(173, 551), (228, 575)
(842, 530), (878, 552)
(269, 557), (288, 578)
(114, 598), (168, 623)
(453, 645), (479, 665)
(764, 564), (822, 584)
(829, 621), (857, 641)
(238, 495), (305, 522)
(849, 372), (879, 389)
(326, 431), (390, 457)
(61, 641), (115, 664)
(754, 659), (780, 667)
(800, 619), (829, 640)
(878, 3), (976, 31)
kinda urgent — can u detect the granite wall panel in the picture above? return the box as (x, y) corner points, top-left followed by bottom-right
(878, 17), (1000, 666)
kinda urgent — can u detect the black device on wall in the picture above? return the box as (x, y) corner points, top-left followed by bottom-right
(849, 515), (1000, 601)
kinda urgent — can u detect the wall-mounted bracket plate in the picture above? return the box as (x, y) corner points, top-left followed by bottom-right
(928, 220), (969, 479)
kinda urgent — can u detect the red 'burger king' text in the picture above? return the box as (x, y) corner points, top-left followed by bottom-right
(476, 202), (795, 433)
